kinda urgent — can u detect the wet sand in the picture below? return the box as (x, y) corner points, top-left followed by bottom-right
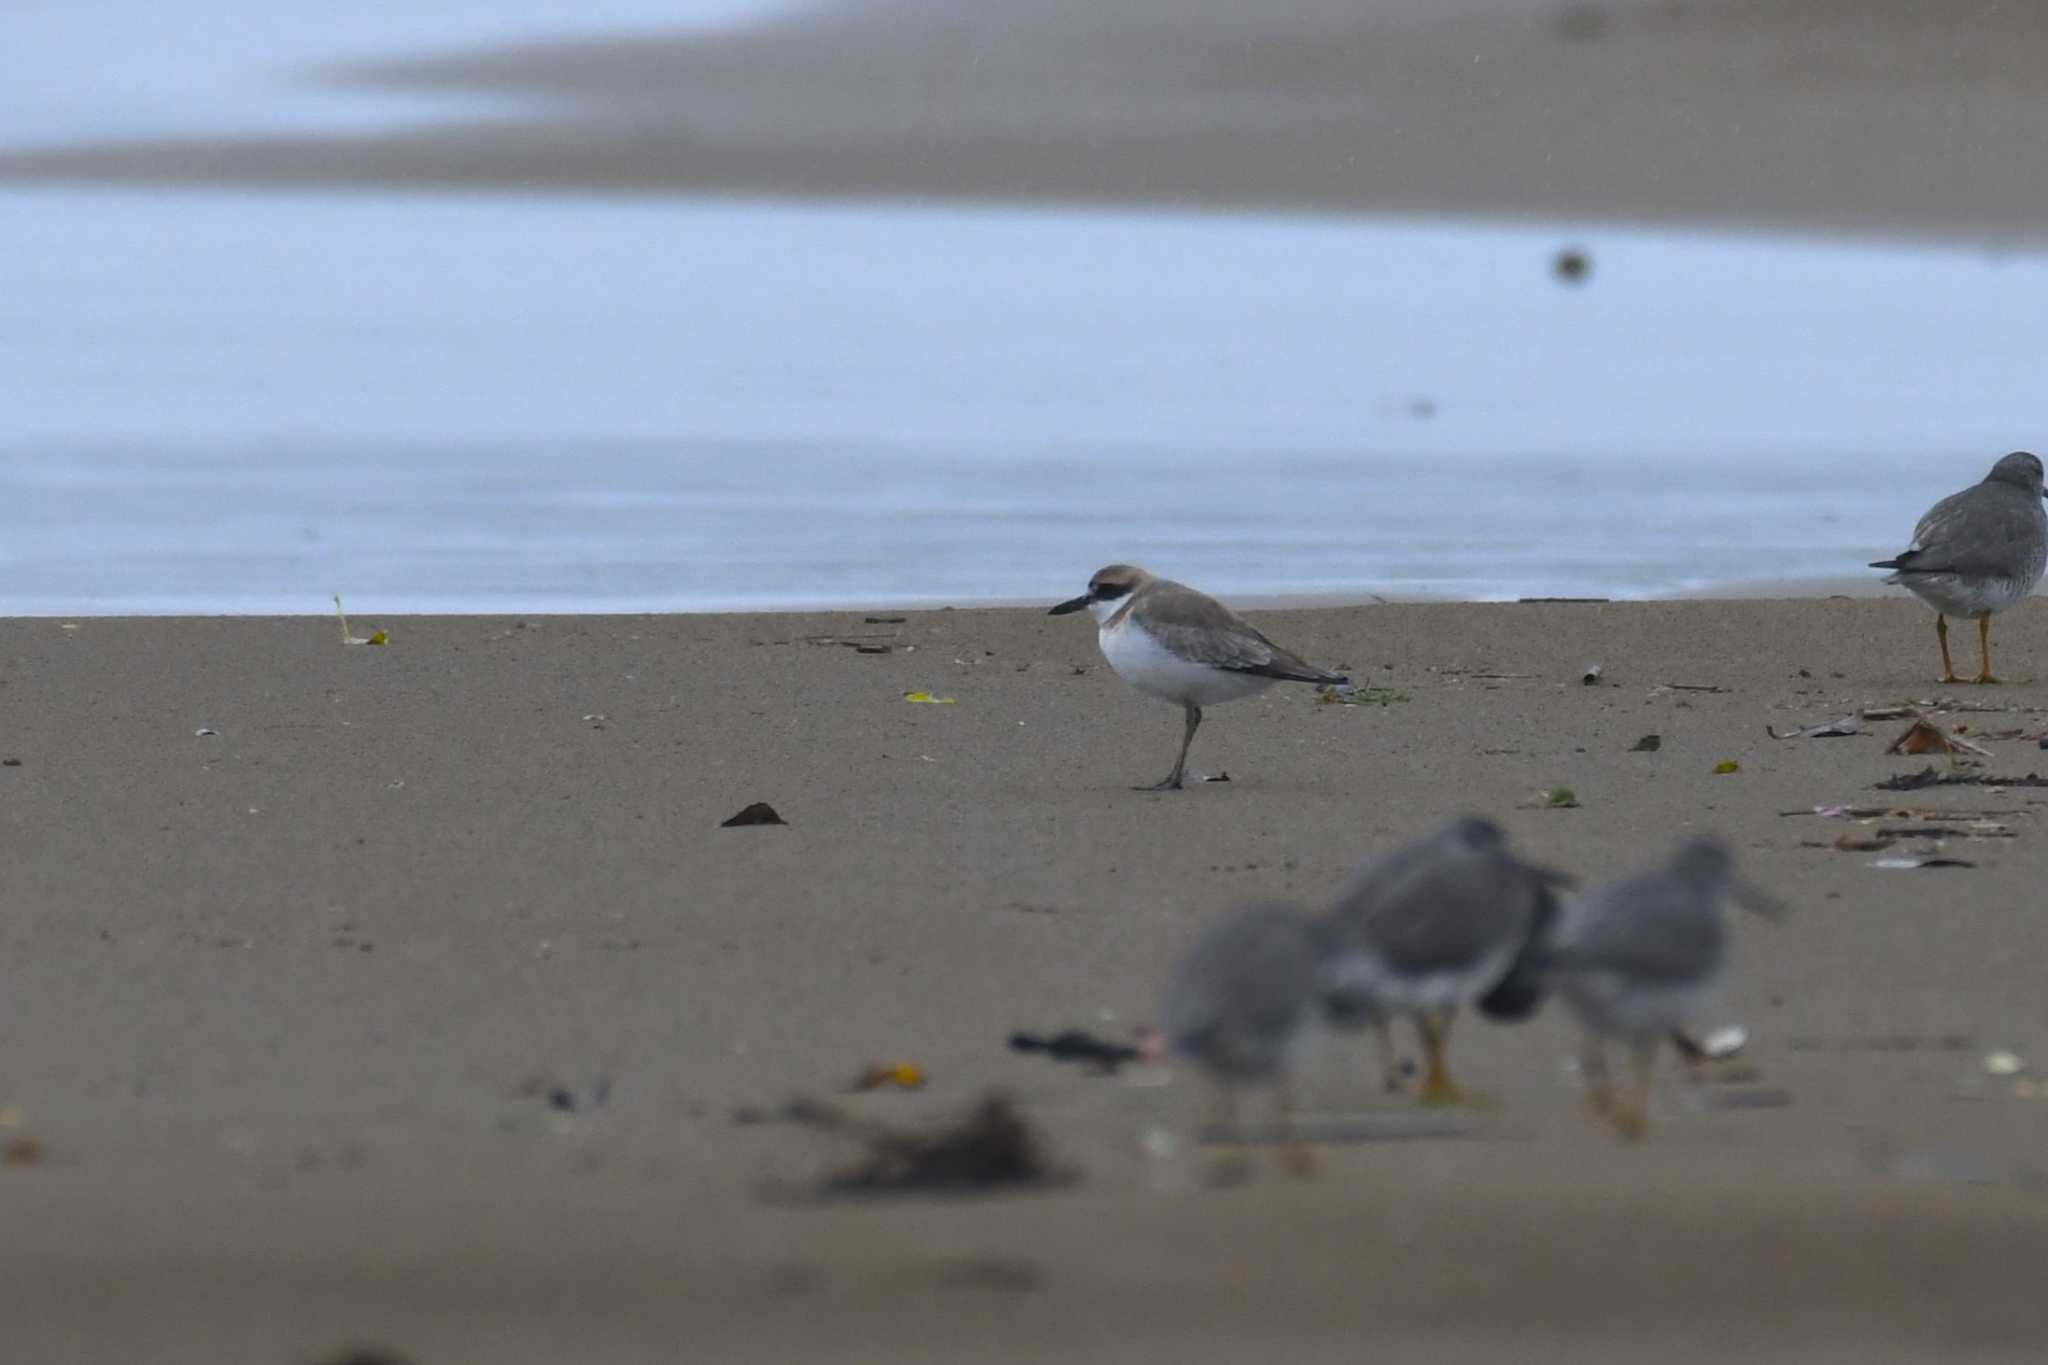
(4, 0), (2048, 243)
(2, 600), (2047, 1359)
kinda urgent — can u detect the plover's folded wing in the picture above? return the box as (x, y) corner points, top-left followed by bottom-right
(1140, 589), (1348, 683)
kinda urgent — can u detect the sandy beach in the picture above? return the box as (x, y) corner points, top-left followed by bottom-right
(3, 600), (2048, 1360)
(2, 0), (2046, 243)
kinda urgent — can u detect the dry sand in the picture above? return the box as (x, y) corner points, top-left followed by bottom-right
(3, 599), (2048, 1361)
(4, 0), (2048, 243)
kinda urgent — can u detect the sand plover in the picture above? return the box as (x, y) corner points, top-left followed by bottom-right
(1049, 564), (1347, 790)
(1322, 816), (1563, 1105)
(1162, 901), (1330, 1183)
(1540, 837), (1786, 1140)
(1871, 450), (2047, 684)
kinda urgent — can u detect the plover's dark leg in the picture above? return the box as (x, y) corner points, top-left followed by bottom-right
(1610, 1035), (1659, 1140)
(1935, 613), (1962, 684)
(1137, 703), (1202, 791)
(1975, 612), (2000, 684)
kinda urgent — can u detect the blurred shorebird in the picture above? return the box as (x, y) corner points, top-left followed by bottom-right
(1541, 837), (1786, 1140)
(1322, 816), (1565, 1106)
(1162, 901), (1329, 1183)
(1050, 565), (1347, 790)
(1871, 450), (2046, 684)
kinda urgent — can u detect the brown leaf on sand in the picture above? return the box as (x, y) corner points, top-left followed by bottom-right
(1886, 717), (1989, 757)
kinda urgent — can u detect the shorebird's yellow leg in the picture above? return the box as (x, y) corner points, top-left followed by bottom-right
(1416, 1010), (1472, 1106)
(1936, 614), (1963, 685)
(1975, 613), (2000, 684)
(1609, 1036), (1658, 1141)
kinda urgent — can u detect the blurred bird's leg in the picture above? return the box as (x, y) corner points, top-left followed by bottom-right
(1274, 1078), (1316, 1179)
(1579, 1035), (1614, 1117)
(1936, 614), (1962, 685)
(1374, 1018), (1405, 1093)
(1416, 1009), (1470, 1106)
(1203, 1083), (1251, 1187)
(1609, 1035), (1659, 1141)
(1975, 613), (2000, 684)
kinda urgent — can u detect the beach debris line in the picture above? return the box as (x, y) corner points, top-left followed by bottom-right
(1870, 855), (1975, 870)
(1766, 715), (1861, 740)
(332, 595), (387, 646)
(1316, 683), (1408, 705)
(721, 801), (787, 827)
(1787, 1033), (1972, 1054)
(1874, 768), (2048, 791)
(849, 1061), (927, 1092)
(1885, 715), (1989, 757)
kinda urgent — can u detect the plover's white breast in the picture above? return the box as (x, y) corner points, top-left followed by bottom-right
(1098, 616), (1274, 708)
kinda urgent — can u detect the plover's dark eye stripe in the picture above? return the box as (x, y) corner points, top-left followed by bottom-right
(1094, 584), (1127, 599)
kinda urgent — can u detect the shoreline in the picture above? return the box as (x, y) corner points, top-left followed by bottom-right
(0, 578), (1908, 621)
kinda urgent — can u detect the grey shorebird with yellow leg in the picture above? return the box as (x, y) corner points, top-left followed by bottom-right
(1871, 450), (2047, 684)
(1541, 838), (1787, 1140)
(1049, 565), (1347, 790)
(1161, 902), (1330, 1185)
(1321, 816), (1565, 1107)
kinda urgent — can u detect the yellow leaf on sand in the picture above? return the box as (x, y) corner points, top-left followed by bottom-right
(903, 691), (956, 704)
(1713, 760), (1740, 774)
(366, 630), (388, 646)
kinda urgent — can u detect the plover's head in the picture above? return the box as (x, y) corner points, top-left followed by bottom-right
(1049, 563), (1154, 624)
(1986, 450), (2046, 498)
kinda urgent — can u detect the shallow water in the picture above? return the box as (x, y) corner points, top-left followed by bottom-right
(5, 2), (2048, 614)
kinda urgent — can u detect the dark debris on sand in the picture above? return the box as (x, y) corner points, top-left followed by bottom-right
(752, 1092), (1070, 1198)
(1876, 768), (2048, 791)
(822, 1094), (1066, 1196)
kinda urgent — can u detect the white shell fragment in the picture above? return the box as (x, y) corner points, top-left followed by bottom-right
(1700, 1025), (1749, 1059)
(1982, 1051), (2026, 1077)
